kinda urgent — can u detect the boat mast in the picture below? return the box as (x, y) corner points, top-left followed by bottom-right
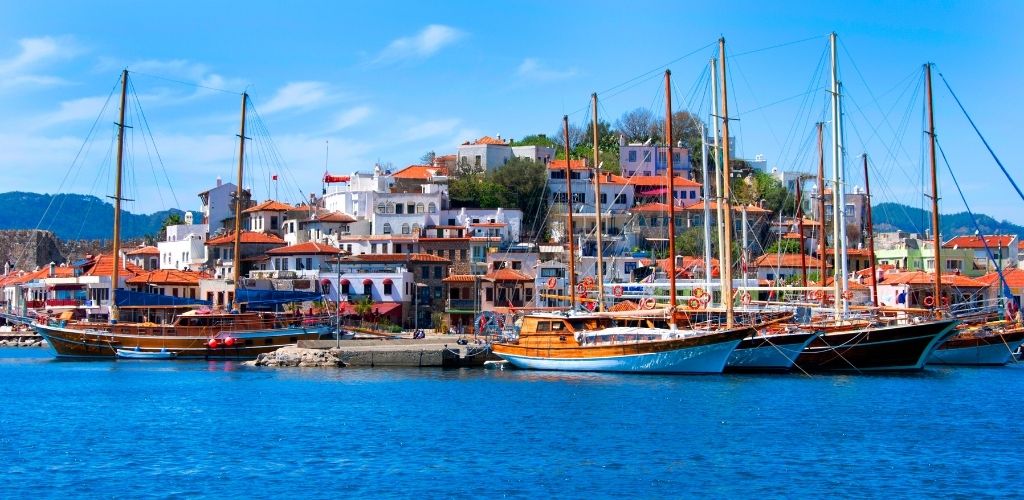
(718, 38), (735, 328)
(591, 93), (605, 312)
(829, 32), (849, 316)
(862, 153), (879, 307)
(665, 70), (678, 313)
(710, 58), (725, 305)
(231, 92), (248, 310)
(925, 63), (942, 315)
(816, 122), (827, 300)
(797, 179), (807, 288)
(700, 125), (712, 287)
(109, 69), (128, 323)
(563, 115), (577, 309)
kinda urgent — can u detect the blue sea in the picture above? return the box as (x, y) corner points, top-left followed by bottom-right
(0, 347), (1021, 498)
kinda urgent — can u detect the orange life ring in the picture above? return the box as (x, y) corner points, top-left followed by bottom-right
(842, 290), (853, 300)
(641, 298), (656, 310)
(693, 287), (704, 298)
(546, 277), (557, 289)
(923, 295), (935, 307)
(688, 297), (700, 309)
(699, 293), (711, 304)
(612, 285), (624, 298)
(582, 276), (595, 288)
(813, 290), (824, 300)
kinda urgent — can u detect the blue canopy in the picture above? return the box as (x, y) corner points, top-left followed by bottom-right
(114, 289), (211, 308)
(236, 289), (322, 307)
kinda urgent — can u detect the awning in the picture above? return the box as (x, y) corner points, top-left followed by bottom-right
(383, 278), (393, 285)
(338, 301), (402, 318)
(114, 289), (211, 308)
(362, 278), (372, 286)
(340, 278), (350, 286)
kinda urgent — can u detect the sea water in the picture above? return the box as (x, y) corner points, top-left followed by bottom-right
(0, 347), (1021, 498)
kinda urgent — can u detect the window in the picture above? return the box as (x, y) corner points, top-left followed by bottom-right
(844, 204), (855, 218)
(383, 223), (392, 234)
(551, 170), (566, 179)
(386, 202), (395, 214)
(525, 288), (533, 302)
(945, 259), (961, 271)
(553, 193), (568, 203)
(407, 204), (414, 214)
(572, 192), (585, 204)
(658, 151), (667, 163)
(540, 268), (564, 277)
(377, 202), (386, 214)
(614, 194), (627, 205)
(433, 287), (442, 299)
(474, 155), (481, 166)
(600, 193), (607, 204)
(485, 287), (493, 302)
(628, 151), (637, 162)
(644, 152), (651, 163)
(672, 152), (680, 163)
(306, 258), (313, 271)
(296, 258), (304, 271)
(460, 249), (467, 261)
(624, 261), (637, 274)
(433, 266), (442, 279)
(402, 223), (411, 235)
(428, 202), (437, 213)
(383, 281), (392, 295)
(537, 321), (551, 331)
(412, 223), (421, 234)
(416, 203), (425, 214)
(570, 171), (581, 180)
(282, 259), (289, 271)
(270, 216), (279, 230)
(396, 204), (404, 214)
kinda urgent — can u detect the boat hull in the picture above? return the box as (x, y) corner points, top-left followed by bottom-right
(796, 319), (959, 372)
(33, 323), (329, 360)
(928, 329), (1024, 366)
(725, 331), (818, 372)
(492, 327), (752, 374)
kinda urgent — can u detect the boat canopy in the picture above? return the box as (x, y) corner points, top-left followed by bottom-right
(236, 289), (321, 308)
(114, 289), (211, 308)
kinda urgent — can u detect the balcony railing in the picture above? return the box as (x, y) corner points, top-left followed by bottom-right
(25, 300), (45, 308)
(46, 299), (82, 307)
(447, 299), (476, 311)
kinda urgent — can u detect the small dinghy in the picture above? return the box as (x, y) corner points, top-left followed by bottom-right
(116, 348), (176, 360)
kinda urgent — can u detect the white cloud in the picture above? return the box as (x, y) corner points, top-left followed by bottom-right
(373, 24), (463, 64)
(257, 81), (337, 115)
(403, 118), (461, 142)
(330, 105), (373, 131)
(29, 95), (113, 129)
(0, 36), (82, 90)
(516, 58), (578, 82)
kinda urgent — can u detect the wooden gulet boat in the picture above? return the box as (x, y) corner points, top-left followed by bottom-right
(492, 69), (754, 374)
(32, 72), (330, 359)
(928, 321), (1024, 366)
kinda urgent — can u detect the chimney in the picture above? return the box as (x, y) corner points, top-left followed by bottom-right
(216, 176), (222, 187)
(48, 262), (55, 278)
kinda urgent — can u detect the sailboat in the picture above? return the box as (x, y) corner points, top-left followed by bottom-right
(794, 39), (958, 372)
(492, 70), (754, 374)
(32, 71), (331, 359)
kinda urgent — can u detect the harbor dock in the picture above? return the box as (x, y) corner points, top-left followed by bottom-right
(248, 336), (497, 368)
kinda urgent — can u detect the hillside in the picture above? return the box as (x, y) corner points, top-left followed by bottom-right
(872, 202), (1024, 239)
(0, 192), (189, 240)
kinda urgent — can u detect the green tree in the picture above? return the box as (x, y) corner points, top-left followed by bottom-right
(419, 151), (436, 164)
(765, 239), (801, 254)
(490, 157), (549, 233)
(158, 212), (184, 241)
(733, 171), (791, 214)
(510, 134), (557, 148)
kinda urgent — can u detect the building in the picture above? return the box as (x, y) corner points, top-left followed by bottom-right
(456, 135), (555, 171)
(875, 270), (990, 310)
(977, 267), (1024, 308)
(618, 136), (691, 179)
(751, 253), (825, 282)
(874, 235), (980, 277)
(198, 177), (240, 231)
(158, 212), (209, 271)
(263, 241), (345, 279)
(243, 200), (300, 238)
(942, 235), (1019, 274)
(125, 246), (160, 271)
(205, 231), (286, 279)
(326, 253), (451, 328)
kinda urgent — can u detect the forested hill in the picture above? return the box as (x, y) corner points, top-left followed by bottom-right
(0, 192), (185, 240)
(872, 202), (1024, 238)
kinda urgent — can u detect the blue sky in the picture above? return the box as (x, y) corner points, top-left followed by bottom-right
(0, 0), (1021, 227)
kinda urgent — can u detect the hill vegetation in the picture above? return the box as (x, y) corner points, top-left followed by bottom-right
(0, 192), (189, 240)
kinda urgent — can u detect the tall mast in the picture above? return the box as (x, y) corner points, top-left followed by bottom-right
(816, 122), (827, 299)
(700, 125), (712, 286)
(664, 70), (678, 313)
(710, 58), (725, 304)
(718, 38), (735, 328)
(797, 180), (808, 288)
(829, 31), (849, 316)
(109, 69), (128, 323)
(862, 153), (879, 306)
(591, 93), (605, 312)
(231, 92), (248, 310)
(563, 115), (577, 309)
(925, 63), (942, 314)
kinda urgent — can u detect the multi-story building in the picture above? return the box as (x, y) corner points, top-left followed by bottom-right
(158, 212), (209, 271)
(942, 234), (1019, 274)
(873, 234), (980, 277)
(205, 231), (285, 280)
(198, 177), (240, 231)
(456, 135), (555, 171)
(125, 246), (160, 271)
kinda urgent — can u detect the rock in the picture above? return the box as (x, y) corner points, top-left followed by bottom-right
(249, 346), (345, 368)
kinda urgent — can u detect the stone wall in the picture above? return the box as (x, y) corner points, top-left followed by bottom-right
(0, 230), (65, 271)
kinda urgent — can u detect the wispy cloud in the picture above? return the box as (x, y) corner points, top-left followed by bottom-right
(330, 105), (373, 131)
(257, 81), (339, 115)
(30, 95), (113, 130)
(404, 118), (461, 142)
(0, 36), (83, 89)
(372, 25), (463, 64)
(516, 58), (578, 82)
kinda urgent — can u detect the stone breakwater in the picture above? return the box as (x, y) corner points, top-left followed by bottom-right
(246, 339), (498, 368)
(245, 346), (346, 368)
(0, 334), (47, 348)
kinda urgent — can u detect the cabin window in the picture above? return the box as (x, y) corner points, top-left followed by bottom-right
(551, 322), (564, 331)
(537, 321), (551, 331)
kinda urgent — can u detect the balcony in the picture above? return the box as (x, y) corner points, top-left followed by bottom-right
(46, 299), (82, 307)
(447, 299), (476, 311)
(25, 300), (45, 308)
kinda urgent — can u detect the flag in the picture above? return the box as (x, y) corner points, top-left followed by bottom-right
(323, 173), (351, 184)
(272, 174), (278, 181)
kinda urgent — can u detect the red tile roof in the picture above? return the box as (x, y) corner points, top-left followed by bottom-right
(84, 255), (144, 278)
(484, 268), (534, 281)
(342, 253), (451, 264)
(266, 242), (344, 256)
(305, 211), (356, 224)
(752, 253), (824, 269)
(442, 274), (478, 283)
(126, 245), (159, 256)
(683, 201), (771, 213)
(126, 269), (208, 286)
(629, 202), (685, 214)
(472, 135), (509, 146)
(606, 174), (701, 188)
(392, 164), (449, 180)
(781, 232), (802, 240)
(548, 159), (589, 170)
(824, 247), (873, 257)
(879, 271), (990, 288)
(206, 231), (285, 246)
(977, 268), (1024, 289)
(942, 235), (1017, 249)
(242, 200), (295, 213)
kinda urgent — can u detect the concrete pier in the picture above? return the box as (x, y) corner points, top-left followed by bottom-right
(253, 336), (500, 368)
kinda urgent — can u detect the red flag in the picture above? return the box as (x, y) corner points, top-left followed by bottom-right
(323, 173), (350, 184)
(272, 174), (278, 180)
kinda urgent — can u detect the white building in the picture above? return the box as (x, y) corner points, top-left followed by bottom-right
(158, 212), (209, 271)
(198, 177), (238, 231)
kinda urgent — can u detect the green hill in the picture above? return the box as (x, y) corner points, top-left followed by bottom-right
(0, 192), (191, 240)
(872, 202), (1024, 239)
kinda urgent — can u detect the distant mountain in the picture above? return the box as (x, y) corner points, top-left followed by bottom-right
(0, 192), (190, 240)
(872, 202), (1024, 239)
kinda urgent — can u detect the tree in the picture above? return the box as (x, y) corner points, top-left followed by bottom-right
(158, 213), (183, 241)
(510, 134), (557, 148)
(419, 151), (436, 164)
(615, 108), (657, 143)
(552, 121), (587, 156)
(765, 239), (801, 254)
(733, 171), (791, 214)
(489, 157), (548, 233)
